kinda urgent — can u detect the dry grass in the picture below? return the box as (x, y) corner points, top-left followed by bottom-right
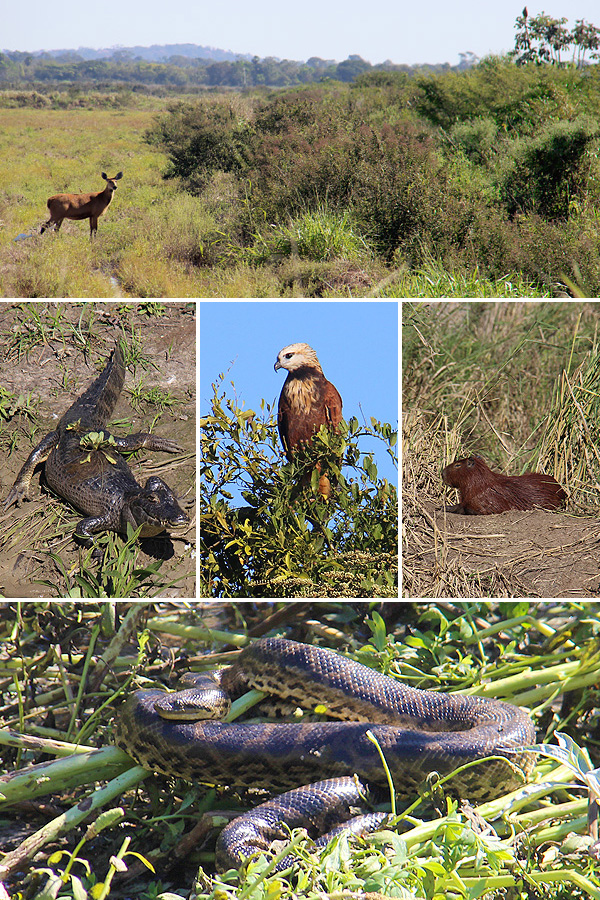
(536, 322), (600, 512)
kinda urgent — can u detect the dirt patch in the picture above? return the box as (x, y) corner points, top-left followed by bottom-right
(405, 499), (600, 598)
(0, 302), (196, 599)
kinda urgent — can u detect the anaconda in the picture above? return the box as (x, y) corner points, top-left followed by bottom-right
(115, 637), (535, 870)
(3, 343), (189, 543)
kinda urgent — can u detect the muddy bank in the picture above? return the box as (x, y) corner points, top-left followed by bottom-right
(0, 302), (196, 599)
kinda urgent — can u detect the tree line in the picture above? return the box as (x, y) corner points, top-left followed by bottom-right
(0, 52), (461, 89)
(2, 11), (598, 90)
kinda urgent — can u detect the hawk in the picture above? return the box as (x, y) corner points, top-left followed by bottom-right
(274, 342), (343, 499)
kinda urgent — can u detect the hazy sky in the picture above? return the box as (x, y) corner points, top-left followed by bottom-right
(4, 0), (600, 65)
(200, 300), (399, 501)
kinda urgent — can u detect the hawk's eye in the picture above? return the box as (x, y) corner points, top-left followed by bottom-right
(285, 353), (294, 360)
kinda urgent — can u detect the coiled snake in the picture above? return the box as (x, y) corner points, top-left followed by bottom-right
(115, 637), (535, 870)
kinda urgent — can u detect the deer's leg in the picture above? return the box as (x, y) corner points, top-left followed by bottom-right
(89, 216), (98, 238)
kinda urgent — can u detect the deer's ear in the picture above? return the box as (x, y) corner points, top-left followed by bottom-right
(101, 173), (108, 180)
(115, 172), (123, 180)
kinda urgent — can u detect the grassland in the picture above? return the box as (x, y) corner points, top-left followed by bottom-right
(0, 102), (250, 298)
(0, 79), (581, 298)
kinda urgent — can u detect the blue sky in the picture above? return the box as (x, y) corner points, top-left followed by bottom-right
(200, 301), (398, 499)
(4, 1), (600, 66)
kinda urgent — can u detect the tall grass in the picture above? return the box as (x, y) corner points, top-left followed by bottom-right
(381, 257), (554, 298)
(247, 207), (371, 264)
(402, 301), (600, 596)
(0, 105), (283, 297)
(5, 237), (116, 297)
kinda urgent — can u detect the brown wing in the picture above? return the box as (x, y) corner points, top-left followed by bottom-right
(323, 379), (342, 427)
(277, 391), (294, 461)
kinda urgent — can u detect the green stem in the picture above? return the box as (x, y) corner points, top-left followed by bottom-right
(0, 765), (147, 877)
(366, 729), (396, 817)
(0, 743), (132, 805)
(458, 657), (598, 704)
(95, 835), (131, 900)
(145, 617), (248, 646)
(0, 727), (95, 757)
(66, 622), (101, 740)
(459, 870), (600, 899)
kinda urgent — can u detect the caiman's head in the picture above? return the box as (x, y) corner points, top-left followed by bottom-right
(124, 476), (190, 538)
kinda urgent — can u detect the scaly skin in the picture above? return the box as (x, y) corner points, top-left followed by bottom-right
(4, 343), (189, 543)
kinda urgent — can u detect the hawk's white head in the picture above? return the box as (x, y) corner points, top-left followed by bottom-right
(274, 343), (323, 374)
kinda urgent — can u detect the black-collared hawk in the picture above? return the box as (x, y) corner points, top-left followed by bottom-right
(274, 342), (343, 499)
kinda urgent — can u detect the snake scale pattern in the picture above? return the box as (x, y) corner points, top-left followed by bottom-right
(115, 637), (535, 869)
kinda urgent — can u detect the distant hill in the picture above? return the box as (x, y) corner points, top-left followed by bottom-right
(11, 44), (252, 63)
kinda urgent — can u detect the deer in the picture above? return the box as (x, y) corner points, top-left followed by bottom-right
(41, 172), (123, 239)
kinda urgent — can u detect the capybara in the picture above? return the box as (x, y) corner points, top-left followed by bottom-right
(442, 455), (566, 515)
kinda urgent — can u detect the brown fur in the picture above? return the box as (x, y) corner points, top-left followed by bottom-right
(442, 455), (566, 515)
(41, 171), (123, 239)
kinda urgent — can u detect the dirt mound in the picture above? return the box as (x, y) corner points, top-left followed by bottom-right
(406, 499), (600, 598)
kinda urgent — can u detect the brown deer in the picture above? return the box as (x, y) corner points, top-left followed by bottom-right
(41, 171), (123, 239)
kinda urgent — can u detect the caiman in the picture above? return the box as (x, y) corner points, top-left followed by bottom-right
(3, 343), (189, 544)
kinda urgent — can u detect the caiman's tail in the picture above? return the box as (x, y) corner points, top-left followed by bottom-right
(61, 342), (126, 430)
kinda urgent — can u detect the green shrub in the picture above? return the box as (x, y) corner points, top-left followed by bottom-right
(348, 124), (474, 260)
(513, 213), (600, 293)
(243, 114), (468, 263)
(146, 98), (253, 191)
(249, 208), (370, 263)
(141, 73), (600, 291)
(415, 56), (596, 132)
(500, 116), (600, 219)
(449, 117), (499, 162)
(458, 204), (600, 294)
